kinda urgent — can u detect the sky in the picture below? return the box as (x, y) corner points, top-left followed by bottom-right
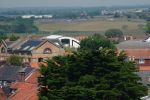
(0, 0), (150, 8)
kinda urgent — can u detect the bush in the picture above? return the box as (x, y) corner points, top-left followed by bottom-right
(105, 29), (123, 38)
(80, 34), (115, 51)
(9, 34), (19, 41)
(7, 55), (23, 66)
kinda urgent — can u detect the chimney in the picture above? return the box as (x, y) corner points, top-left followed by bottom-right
(18, 68), (26, 82)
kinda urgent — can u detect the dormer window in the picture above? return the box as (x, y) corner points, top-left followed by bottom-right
(43, 48), (52, 54)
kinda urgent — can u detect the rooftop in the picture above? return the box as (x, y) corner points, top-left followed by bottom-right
(10, 70), (40, 100)
(17, 40), (43, 52)
(137, 70), (150, 85)
(0, 65), (34, 81)
(10, 82), (38, 100)
(117, 40), (150, 49)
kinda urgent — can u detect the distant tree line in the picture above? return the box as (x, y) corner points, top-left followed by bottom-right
(0, 17), (38, 34)
(0, 34), (19, 41)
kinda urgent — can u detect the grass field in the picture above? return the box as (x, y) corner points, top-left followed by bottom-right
(35, 18), (146, 36)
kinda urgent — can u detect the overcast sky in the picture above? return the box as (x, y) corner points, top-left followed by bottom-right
(0, 0), (150, 8)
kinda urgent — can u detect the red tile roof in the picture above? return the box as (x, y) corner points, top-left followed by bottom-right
(118, 49), (150, 59)
(30, 62), (40, 69)
(10, 70), (40, 100)
(0, 88), (6, 100)
(10, 82), (38, 100)
(25, 70), (40, 84)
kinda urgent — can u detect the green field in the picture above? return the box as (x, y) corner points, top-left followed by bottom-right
(35, 18), (146, 36)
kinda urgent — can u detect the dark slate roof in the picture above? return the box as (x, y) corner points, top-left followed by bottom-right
(137, 71), (150, 86)
(0, 65), (34, 81)
(117, 40), (150, 49)
(17, 40), (43, 51)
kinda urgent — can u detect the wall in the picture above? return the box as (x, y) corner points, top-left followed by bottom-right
(31, 41), (65, 62)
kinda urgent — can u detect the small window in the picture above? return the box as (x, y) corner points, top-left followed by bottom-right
(139, 59), (145, 64)
(61, 39), (70, 46)
(38, 58), (43, 62)
(43, 48), (52, 54)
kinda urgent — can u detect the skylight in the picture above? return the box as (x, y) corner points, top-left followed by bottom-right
(23, 46), (30, 50)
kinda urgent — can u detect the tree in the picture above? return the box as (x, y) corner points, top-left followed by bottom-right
(79, 34), (115, 51)
(9, 34), (19, 41)
(38, 49), (147, 100)
(105, 29), (123, 38)
(0, 34), (8, 42)
(146, 21), (150, 34)
(7, 55), (23, 66)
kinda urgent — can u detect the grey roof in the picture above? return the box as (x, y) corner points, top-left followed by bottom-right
(117, 40), (150, 49)
(5, 41), (15, 47)
(0, 65), (34, 81)
(137, 71), (150, 86)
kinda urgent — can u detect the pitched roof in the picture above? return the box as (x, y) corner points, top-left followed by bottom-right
(17, 40), (43, 52)
(10, 70), (40, 100)
(15, 39), (63, 52)
(6, 38), (29, 49)
(118, 49), (150, 59)
(5, 41), (15, 47)
(0, 65), (34, 81)
(0, 88), (6, 100)
(117, 40), (150, 49)
(10, 82), (38, 100)
(25, 70), (40, 84)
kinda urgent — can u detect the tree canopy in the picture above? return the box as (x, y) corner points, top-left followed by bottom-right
(79, 34), (115, 51)
(38, 49), (147, 100)
(105, 29), (123, 38)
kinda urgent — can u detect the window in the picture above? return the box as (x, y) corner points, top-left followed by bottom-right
(1, 47), (6, 53)
(139, 59), (145, 64)
(38, 58), (43, 62)
(61, 39), (70, 46)
(72, 40), (80, 48)
(43, 48), (52, 54)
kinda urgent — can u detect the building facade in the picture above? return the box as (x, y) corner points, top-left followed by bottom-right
(0, 39), (65, 65)
(117, 40), (150, 71)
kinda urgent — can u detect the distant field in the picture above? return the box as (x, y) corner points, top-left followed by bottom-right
(35, 18), (146, 36)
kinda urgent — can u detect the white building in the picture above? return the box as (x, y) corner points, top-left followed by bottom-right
(21, 15), (53, 19)
(42, 35), (80, 48)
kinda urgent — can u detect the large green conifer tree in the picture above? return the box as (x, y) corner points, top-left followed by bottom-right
(39, 49), (147, 100)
